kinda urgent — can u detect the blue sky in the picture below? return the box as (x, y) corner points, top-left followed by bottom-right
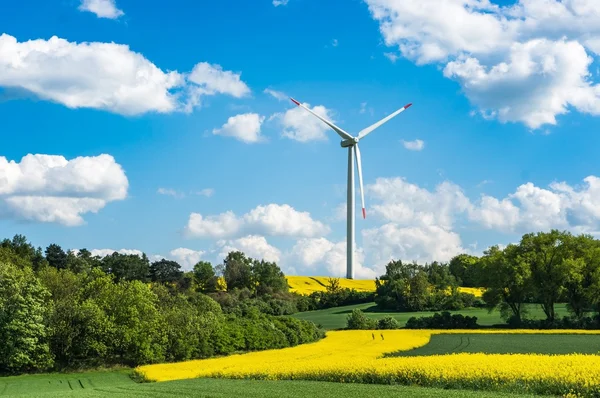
(2, 0), (600, 277)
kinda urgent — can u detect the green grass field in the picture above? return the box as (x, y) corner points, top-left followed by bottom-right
(292, 302), (570, 330)
(389, 333), (600, 357)
(0, 371), (535, 397)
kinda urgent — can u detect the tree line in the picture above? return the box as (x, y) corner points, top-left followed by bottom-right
(0, 235), (324, 375)
(375, 229), (600, 328)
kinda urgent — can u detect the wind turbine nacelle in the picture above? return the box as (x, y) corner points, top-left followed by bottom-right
(340, 138), (357, 148)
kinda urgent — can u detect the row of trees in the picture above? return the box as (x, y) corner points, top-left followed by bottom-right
(374, 260), (480, 312)
(0, 236), (323, 375)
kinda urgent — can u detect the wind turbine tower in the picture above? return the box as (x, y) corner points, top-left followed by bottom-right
(290, 98), (412, 279)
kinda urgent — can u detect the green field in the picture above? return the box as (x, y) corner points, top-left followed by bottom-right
(0, 371), (535, 397)
(389, 333), (600, 357)
(292, 302), (571, 330)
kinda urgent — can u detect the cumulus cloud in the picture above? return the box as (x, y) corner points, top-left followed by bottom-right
(286, 238), (376, 278)
(470, 176), (600, 234)
(184, 204), (330, 239)
(402, 139), (425, 151)
(78, 0), (123, 19)
(264, 88), (287, 101)
(217, 235), (282, 263)
(169, 248), (205, 271)
(212, 113), (265, 143)
(271, 102), (336, 142)
(0, 34), (250, 116)
(273, 0), (289, 6)
(0, 153), (128, 226)
(365, 0), (600, 128)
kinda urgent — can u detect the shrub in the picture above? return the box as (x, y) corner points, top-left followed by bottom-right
(346, 309), (377, 330)
(377, 317), (400, 330)
(405, 312), (479, 329)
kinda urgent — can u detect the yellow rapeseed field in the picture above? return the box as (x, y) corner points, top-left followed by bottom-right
(136, 329), (600, 396)
(285, 276), (485, 297)
(286, 276), (376, 294)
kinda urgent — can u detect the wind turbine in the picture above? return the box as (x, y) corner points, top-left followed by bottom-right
(290, 98), (412, 279)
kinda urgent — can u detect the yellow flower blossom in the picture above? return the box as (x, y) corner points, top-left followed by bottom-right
(136, 329), (600, 396)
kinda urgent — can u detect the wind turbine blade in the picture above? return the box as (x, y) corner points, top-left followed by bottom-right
(354, 143), (366, 219)
(290, 98), (354, 141)
(357, 103), (412, 140)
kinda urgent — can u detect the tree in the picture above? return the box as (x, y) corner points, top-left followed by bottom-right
(149, 259), (183, 284)
(480, 244), (532, 323)
(520, 230), (570, 322)
(252, 259), (288, 295)
(325, 277), (341, 294)
(449, 254), (481, 287)
(193, 261), (220, 293)
(222, 251), (253, 291)
(101, 252), (150, 282)
(346, 309), (377, 330)
(45, 243), (68, 270)
(66, 250), (91, 274)
(0, 262), (53, 373)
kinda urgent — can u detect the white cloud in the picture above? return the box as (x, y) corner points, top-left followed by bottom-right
(196, 188), (215, 197)
(273, 0), (289, 6)
(383, 52), (399, 63)
(286, 238), (376, 278)
(184, 204), (330, 239)
(217, 235), (281, 263)
(78, 0), (123, 19)
(332, 39), (339, 47)
(186, 62), (251, 111)
(157, 188), (184, 198)
(0, 34), (249, 116)
(212, 113), (265, 143)
(90, 248), (143, 257)
(367, 177), (470, 230)
(169, 248), (205, 271)
(365, 0), (600, 128)
(402, 139), (425, 151)
(185, 211), (243, 239)
(273, 102), (336, 142)
(264, 88), (287, 101)
(362, 224), (465, 265)
(0, 153), (127, 226)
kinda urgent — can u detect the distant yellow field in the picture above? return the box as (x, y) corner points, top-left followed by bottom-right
(285, 276), (484, 297)
(286, 276), (375, 295)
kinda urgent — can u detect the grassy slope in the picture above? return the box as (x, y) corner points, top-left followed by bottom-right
(0, 371), (534, 397)
(292, 302), (571, 330)
(391, 333), (600, 357)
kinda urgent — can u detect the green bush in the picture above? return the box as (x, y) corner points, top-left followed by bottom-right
(405, 312), (479, 329)
(346, 309), (377, 330)
(377, 317), (400, 329)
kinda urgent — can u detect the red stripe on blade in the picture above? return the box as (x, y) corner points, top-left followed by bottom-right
(362, 208), (366, 219)
(290, 98), (300, 106)
(404, 103), (413, 109)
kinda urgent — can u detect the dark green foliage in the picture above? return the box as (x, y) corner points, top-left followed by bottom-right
(193, 261), (220, 293)
(252, 259), (288, 295)
(374, 260), (474, 312)
(149, 259), (183, 284)
(0, 261), (53, 373)
(222, 251), (253, 290)
(0, 235), (325, 375)
(45, 243), (68, 270)
(100, 252), (150, 282)
(448, 254), (482, 287)
(377, 316), (400, 329)
(346, 309), (377, 329)
(405, 312), (479, 329)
